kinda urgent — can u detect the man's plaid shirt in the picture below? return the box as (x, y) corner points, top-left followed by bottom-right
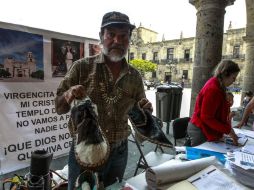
(56, 53), (146, 143)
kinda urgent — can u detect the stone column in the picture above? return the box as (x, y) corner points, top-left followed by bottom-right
(189, 0), (235, 115)
(242, 0), (254, 97)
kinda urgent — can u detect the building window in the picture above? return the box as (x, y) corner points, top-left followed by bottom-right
(233, 45), (240, 59)
(142, 53), (146, 60)
(152, 71), (156, 78)
(164, 72), (171, 83)
(167, 48), (174, 61)
(130, 52), (134, 60)
(153, 52), (158, 61)
(184, 49), (190, 61)
(182, 70), (188, 79)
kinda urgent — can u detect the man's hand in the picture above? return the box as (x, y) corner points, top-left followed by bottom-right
(236, 97), (254, 128)
(138, 98), (153, 113)
(229, 128), (238, 146)
(64, 85), (86, 104)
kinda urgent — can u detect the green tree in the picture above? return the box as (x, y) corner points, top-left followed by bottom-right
(130, 59), (157, 76)
(0, 69), (11, 78)
(31, 70), (44, 80)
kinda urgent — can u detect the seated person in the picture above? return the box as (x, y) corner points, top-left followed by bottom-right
(242, 91), (253, 125)
(226, 91), (235, 123)
(236, 96), (254, 128)
(243, 91), (253, 108)
(187, 60), (240, 146)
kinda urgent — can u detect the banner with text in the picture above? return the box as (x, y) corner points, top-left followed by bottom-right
(0, 22), (98, 174)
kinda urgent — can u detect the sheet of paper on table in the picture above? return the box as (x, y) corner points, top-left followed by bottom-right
(234, 128), (254, 139)
(145, 157), (217, 189)
(195, 141), (242, 154)
(242, 144), (254, 155)
(168, 165), (244, 190)
(224, 133), (248, 146)
(187, 165), (244, 190)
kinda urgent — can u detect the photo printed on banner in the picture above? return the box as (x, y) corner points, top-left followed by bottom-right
(0, 28), (44, 82)
(89, 43), (101, 56)
(51, 39), (84, 77)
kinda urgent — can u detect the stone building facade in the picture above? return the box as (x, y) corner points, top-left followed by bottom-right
(3, 52), (37, 78)
(130, 25), (246, 87)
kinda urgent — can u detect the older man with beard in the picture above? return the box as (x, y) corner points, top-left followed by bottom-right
(55, 11), (153, 189)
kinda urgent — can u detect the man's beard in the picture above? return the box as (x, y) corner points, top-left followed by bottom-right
(102, 46), (127, 62)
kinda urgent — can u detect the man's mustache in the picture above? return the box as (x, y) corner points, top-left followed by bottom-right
(109, 46), (125, 51)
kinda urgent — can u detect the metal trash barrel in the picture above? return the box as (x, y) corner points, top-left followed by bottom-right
(156, 84), (183, 134)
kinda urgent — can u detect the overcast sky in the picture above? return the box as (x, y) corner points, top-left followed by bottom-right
(0, 0), (246, 41)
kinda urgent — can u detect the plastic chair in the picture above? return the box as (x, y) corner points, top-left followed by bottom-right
(172, 117), (190, 146)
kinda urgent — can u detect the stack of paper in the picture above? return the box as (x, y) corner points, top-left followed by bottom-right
(228, 151), (254, 188)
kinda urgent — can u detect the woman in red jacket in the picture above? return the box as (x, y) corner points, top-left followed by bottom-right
(188, 60), (240, 146)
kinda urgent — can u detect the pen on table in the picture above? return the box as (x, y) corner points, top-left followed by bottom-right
(190, 177), (201, 183)
(190, 168), (216, 183)
(207, 168), (216, 174)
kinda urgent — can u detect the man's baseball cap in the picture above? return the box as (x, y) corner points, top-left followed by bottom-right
(101, 11), (135, 30)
